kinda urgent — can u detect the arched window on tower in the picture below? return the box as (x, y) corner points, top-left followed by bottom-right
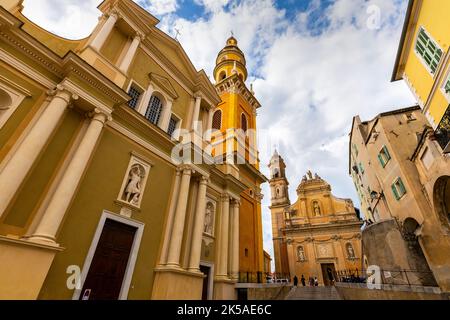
(212, 109), (222, 130)
(241, 113), (248, 132)
(145, 95), (163, 125)
(219, 71), (227, 81)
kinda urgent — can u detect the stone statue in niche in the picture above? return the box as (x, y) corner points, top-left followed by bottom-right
(204, 202), (214, 235)
(347, 244), (355, 258)
(297, 246), (306, 261)
(313, 201), (321, 216)
(123, 164), (146, 206)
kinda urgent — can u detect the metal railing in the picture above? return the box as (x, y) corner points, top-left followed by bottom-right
(334, 269), (438, 287)
(238, 272), (291, 284)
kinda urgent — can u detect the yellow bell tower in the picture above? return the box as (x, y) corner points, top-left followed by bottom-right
(212, 36), (267, 282)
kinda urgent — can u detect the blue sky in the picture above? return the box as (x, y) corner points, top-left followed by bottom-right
(22, 0), (415, 270)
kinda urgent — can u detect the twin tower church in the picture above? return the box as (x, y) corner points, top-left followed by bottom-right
(0, 0), (361, 300)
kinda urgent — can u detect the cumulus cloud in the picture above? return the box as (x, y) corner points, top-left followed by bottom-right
(21, 0), (415, 270)
(22, 0), (101, 39)
(137, 0), (178, 15)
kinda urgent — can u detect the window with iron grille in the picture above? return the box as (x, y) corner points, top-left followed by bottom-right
(127, 85), (142, 109)
(145, 95), (162, 125)
(415, 27), (443, 75)
(212, 110), (222, 130)
(168, 116), (178, 137)
(241, 113), (248, 132)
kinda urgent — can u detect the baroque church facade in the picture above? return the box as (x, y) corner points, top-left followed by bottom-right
(0, 0), (265, 300)
(268, 151), (363, 285)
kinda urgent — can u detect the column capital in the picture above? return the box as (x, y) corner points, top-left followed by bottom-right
(88, 108), (112, 125)
(231, 198), (241, 207)
(107, 8), (121, 20)
(220, 193), (231, 202)
(193, 92), (203, 100)
(134, 31), (146, 42)
(47, 84), (78, 105)
(178, 164), (194, 176)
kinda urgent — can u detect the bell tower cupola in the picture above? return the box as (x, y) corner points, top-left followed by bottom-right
(268, 150), (290, 207)
(213, 36), (248, 83)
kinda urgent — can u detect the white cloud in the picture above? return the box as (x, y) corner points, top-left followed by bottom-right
(20, 0), (415, 271)
(194, 0), (232, 13)
(137, 0), (178, 15)
(22, 0), (102, 39)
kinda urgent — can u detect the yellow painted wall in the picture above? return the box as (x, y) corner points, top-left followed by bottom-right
(403, 0), (450, 124)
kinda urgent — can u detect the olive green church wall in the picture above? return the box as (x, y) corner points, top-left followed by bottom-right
(38, 128), (175, 299)
(2, 109), (83, 231)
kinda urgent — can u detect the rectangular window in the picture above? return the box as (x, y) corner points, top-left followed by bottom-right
(445, 78), (450, 94)
(378, 146), (391, 168)
(444, 73), (450, 98)
(420, 147), (434, 170)
(391, 177), (407, 201)
(415, 27), (443, 75)
(127, 85), (142, 109)
(358, 163), (365, 175)
(168, 116), (179, 137)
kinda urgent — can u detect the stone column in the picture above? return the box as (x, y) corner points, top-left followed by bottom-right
(0, 86), (76, 218)
(159, 99), (173, 132)
(90, 11), (119, 51)
(230, 199), (240, 280)
(217, 194), (230, 279)
(166, 166), (192, 267)
(187, 176), (209, 272)
(191, 94), (202, 131)
(205, 108), (214, 142)
(119, 33), (143, 73)
(159, 168), (182, 265)
(29, 110), (109, 243)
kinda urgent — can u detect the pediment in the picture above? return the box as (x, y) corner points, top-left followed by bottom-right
(149, 72), (178, 100)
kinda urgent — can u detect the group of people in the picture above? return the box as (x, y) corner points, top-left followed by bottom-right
(293, 275), (319, 287)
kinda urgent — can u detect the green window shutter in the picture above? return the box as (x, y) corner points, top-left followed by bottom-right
(391, 184), (400, 200)
(397, 178), (406, 196)
(378, 154), (385, 167)
(383, 146), (391, 161)
(445, 77), (450, 94)
(415, 28), (442, 74)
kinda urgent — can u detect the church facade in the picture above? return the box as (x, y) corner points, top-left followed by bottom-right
(268, 151), (363, 285)
(0, 0), (265, 300)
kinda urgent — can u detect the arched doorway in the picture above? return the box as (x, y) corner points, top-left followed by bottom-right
(401, 218), (437, 286)
(433, 176), (450, 230)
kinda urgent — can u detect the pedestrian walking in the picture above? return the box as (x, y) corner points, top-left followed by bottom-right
(293, 275), (298, 287)
(301, 274), (306, 286)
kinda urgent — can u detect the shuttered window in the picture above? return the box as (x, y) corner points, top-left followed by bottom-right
(444, 74), (450, 95)
(145, 96), (162, 125)
(212, 110), (222, 130)
(415, 27), (443, 74)
(378, 146), (391, 168)
(391, 177), (407, 201)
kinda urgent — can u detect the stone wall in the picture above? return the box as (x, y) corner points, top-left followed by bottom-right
(335, 283), (448, 300)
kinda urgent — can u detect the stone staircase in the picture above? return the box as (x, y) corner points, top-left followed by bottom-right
(285, 286), (342, 300)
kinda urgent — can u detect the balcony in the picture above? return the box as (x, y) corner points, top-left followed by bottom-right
(434, 105), (450, 153)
